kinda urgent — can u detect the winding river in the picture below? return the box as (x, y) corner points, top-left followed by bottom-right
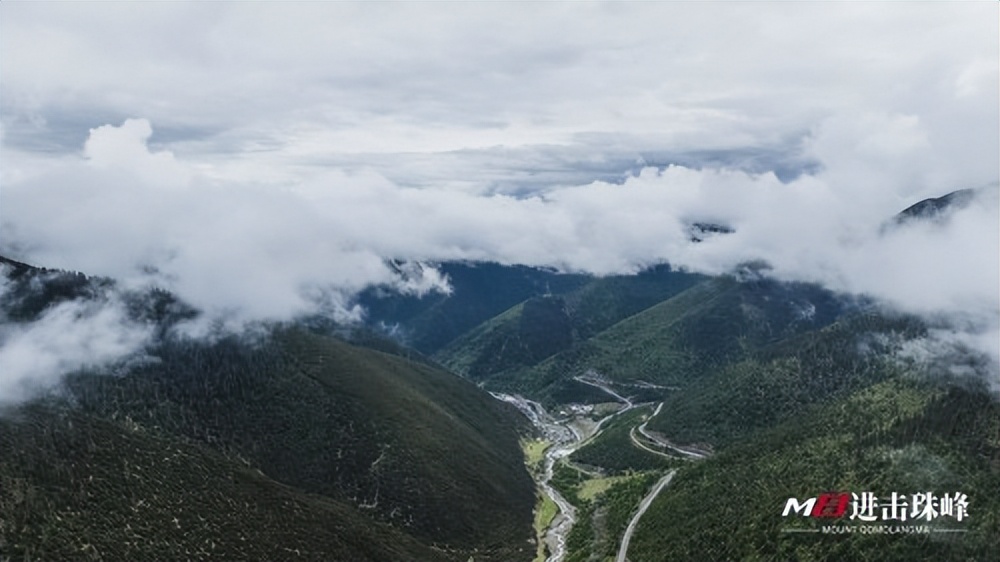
(494, 374), (711, 562)
(492, 376), (636, 562)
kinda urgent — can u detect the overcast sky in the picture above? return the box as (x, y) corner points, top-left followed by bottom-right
(1, 2), (998, 398)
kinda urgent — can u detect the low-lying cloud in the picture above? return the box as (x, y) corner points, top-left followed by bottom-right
(1, 3), (996, 399)
(2, 118), (997, 355)
(0, 274), (153, 405)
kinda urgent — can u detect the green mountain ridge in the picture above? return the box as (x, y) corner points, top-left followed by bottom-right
(0, 258), (536, 561)
(466, 274), (850, 404)
(510, 291), (998, 562)
(644, 311), (927, 447)
(434, 265), (705, 382)
(1, 403), (455, 562)
(395, 206), (996, 561)
(629, 376), (999, 561)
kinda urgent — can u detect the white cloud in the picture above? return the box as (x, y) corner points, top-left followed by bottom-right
(0, 3), (997, 392)
(0, 280), (152, 405)
(83, 118), (192, 186)
(2, 3), (996, 189)
(4, 116), (995, 315)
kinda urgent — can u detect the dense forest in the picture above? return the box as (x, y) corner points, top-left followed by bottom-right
(0, 257), (536, 561)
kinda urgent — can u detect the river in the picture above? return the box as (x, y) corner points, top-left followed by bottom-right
(492, 377), (636, 562)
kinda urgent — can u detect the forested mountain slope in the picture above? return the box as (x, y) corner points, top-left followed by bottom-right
(470, 274), (850, 403)
(629, 376), (999, 561)
(434, 264), (704, 381)
(0, 257), (535, 561)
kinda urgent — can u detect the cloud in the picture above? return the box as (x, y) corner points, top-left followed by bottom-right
(898, 325), (1000, 394)
(2, 115), (997, 398)
(0, 3), (997, 394)
(2, 3), (996, 191)
(4, 116), (995, 315)
(83, 118), (192, 185)
(1, 125), (453, 324)
(0, 277), (152, 405)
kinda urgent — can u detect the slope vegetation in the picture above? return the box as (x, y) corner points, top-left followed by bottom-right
(628, 377), (999, 561)
(1, 404), (452, 562)
(483, 274), (847, 402)
(0, 257), (536, 561)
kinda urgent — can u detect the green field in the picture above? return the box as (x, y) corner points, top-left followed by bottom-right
(532, 493), (559, 562)
(577, 474), (633, 501)
(522, 438), (550, 474)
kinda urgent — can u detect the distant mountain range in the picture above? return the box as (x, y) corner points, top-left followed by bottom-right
(356, 187), (998, 561)
(1, 187), (996, 561)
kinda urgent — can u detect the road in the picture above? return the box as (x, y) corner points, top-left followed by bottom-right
(493, 377), (704, 562)
(575, 373), (633, 409)
(628, 425), (675, 459)
(615, 470), (677, 562)
(493, 385), (635, 562)
(635, 403), (710, 460)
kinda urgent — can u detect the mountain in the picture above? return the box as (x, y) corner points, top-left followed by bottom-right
(0, 258), (536, 561)
(2, 186), (996, 561)
(476, 275), (996, 561)
(434, 264), (705, 382)
(628, 376), (999, 561)
(357, 261), (592, 355)
(893, 188), (977, 225)
(475, 273), (850, 403)
(642, 310), (926, 446)
(1, 403), (455, 562)
(378, 189), (997, 562)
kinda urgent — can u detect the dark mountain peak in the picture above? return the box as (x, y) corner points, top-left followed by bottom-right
(687, 221), (735, 243)
(0, 254), (44, 277)
(892, 187), (978, 226)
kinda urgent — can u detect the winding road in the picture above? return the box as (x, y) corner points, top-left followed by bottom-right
(615, 470), (677, 562)
(493, 375), (707, 562)
(633, 402), (710, 460)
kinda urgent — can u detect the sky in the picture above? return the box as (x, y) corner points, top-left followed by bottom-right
(1, 2), (998, 400)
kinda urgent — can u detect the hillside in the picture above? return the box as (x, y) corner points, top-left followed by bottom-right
(644, 311), (927, 446)
(434, 265), (704, 381)
(393, 200), (996, 562)
(628, 376), (1000, 561)
(484, 284), (998, 561)
(357, 261), (591, 354)
(547, 284), (999, 560)
(0, 258), (536, 561)
(477, 273), (849, 403)
(1, 404), (453, 562)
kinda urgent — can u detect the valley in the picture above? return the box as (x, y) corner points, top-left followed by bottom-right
(3, 5), (998, 560)
(498, 374), (695, 562)
(2, 191), (998, 562)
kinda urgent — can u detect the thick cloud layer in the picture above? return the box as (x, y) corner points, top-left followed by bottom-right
(1, 3), (997, 398)
(3, 3), (996, 189)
